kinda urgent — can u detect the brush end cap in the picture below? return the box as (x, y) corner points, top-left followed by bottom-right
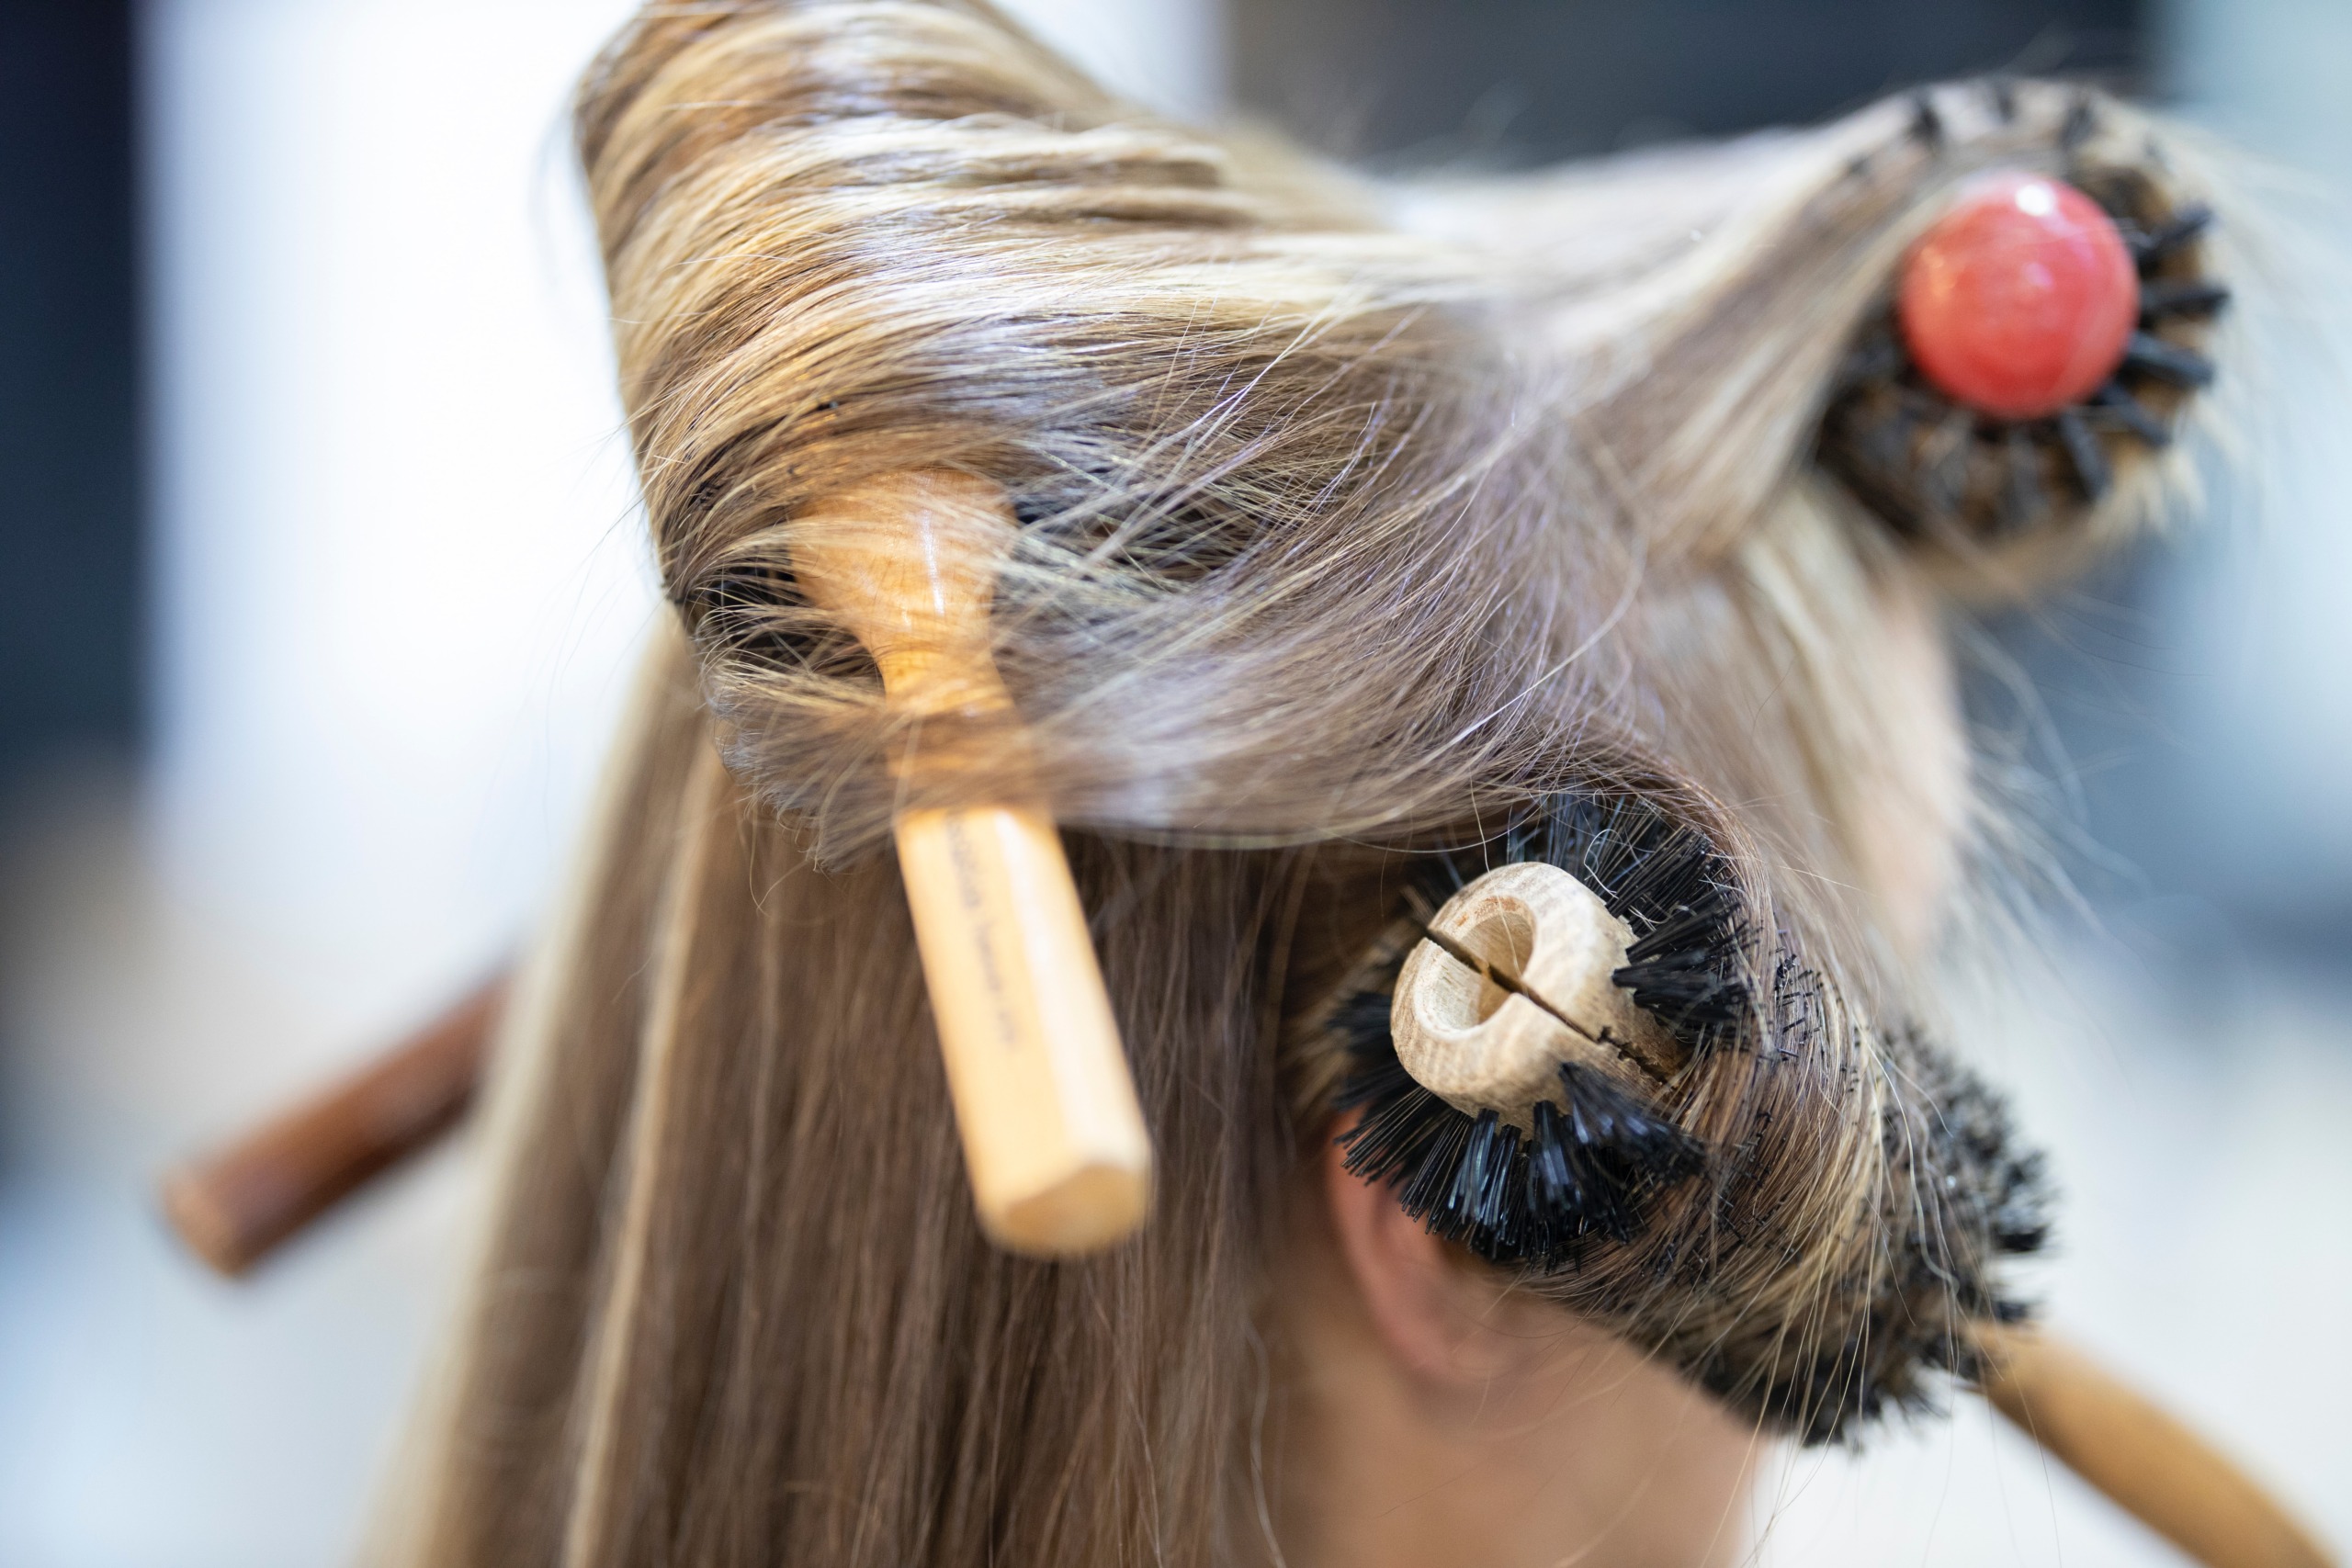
(983, 1159), (1151, 1257)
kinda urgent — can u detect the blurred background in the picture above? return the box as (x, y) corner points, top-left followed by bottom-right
(0, 0), (2343, 1562)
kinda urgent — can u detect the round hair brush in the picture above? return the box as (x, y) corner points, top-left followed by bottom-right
(788, 469), (1152, 1256)
(1379, 856), (2331, 1568)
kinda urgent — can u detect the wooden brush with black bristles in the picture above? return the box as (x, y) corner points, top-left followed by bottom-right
(1332, 795), (1744, 1265)
(1817, 147), (2227, 550)
(1324, 794), (2336, 1568)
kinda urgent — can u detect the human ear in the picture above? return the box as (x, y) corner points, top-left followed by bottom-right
(1320, 1116), (1565, 1389)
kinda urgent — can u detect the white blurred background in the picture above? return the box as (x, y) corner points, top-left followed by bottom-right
(0, 0), (2342, 1563)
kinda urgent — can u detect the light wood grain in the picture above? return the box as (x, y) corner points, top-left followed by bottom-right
(793, 469), (1151, 1256)
(1391, 861), (1682, 1125)
(1973, 1321), (2335, 1568)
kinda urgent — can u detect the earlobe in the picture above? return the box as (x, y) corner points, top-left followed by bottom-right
(1322, 1118), (1552, 1388)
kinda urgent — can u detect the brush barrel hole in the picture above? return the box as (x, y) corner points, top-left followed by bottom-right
(1392, 862), (1676, 1126)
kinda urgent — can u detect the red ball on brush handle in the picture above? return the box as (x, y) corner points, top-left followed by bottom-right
(1897, 172), (2140, 419)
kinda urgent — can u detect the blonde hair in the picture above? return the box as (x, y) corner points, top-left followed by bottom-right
(375, 4), (2233, 1562)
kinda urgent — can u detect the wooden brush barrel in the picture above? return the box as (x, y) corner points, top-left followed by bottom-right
(1391, 861), (1684, 1116)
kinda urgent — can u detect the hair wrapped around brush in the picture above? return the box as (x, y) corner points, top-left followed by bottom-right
(583, 1), (2229, 859)
(371, 4), (2238, 1564)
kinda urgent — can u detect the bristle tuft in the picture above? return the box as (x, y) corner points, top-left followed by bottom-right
(1510, 794), (1751, 1055)
(1334, 1026), (1706, 1266)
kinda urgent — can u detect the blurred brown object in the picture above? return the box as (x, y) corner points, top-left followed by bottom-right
(1974, 1320), (2336, 1568)
(160, 973), (506, 1276)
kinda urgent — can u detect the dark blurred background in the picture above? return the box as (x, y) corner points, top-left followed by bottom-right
(0, 0), (139, 804)
(1235, 0), (2140, 161)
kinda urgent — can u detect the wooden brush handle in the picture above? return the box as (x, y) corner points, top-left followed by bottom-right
(792, 469), (1151, 1256)
(161, 975), (504, 1276)
(1973, 1322), (2335, 1568)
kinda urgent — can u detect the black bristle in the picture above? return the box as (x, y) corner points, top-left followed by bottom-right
(1834, 333), (1904, 391)
(1436, 1111), (1523, 1248)
(1907, 92), (1944, 151)
(2141, 278), (2231, 320)
(2122, 331), (2215, 389)
(2002, 425), (2045, 532)
(2090, 382), (2172, 447)
(1561, 1062), (1704, 1179)
(2055, 407), (2109, 501)
(1525, 1099), (1580, 1211)
(2059, 92), (2098, 152)
(1985, 75), (2017, 124)
(2133, 202), (2212, 269)
(1396, 1105), (1468, 1214)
